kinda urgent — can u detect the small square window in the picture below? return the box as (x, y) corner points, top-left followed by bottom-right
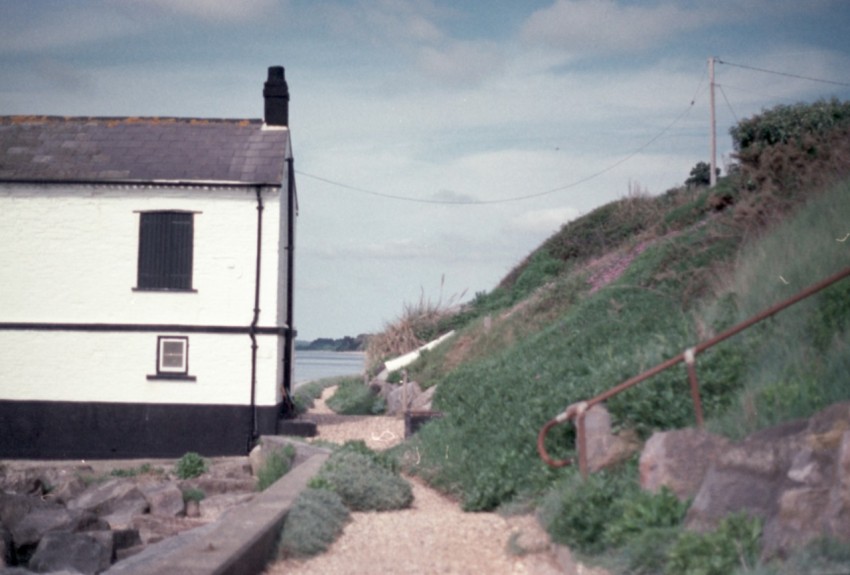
(148, 336), (195, 380)
(159, 337), (188, 373)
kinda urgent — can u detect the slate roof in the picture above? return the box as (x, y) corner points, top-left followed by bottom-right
(0, 116), (290, 186)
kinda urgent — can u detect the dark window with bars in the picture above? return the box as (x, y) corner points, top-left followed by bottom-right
(137, 211), (194, 290)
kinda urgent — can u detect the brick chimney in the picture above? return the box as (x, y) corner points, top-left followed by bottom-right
(263, 66), (289, 127)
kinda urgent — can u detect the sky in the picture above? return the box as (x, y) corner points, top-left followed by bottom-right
(2, 1), (850, 341)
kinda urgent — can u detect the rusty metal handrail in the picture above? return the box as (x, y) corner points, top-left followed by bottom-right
(538, 266), (850, 475)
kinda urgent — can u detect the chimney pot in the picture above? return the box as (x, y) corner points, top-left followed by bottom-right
(264, 65), (289, 127)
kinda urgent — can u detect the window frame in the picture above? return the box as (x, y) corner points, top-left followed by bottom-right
(134, 210), (198, 292)
(147, 335), (196, 381)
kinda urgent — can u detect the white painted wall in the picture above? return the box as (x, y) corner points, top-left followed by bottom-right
(0, 183), (287, 406)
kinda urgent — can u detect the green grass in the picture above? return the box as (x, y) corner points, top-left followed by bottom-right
(256, 444), (297, 491)
(291, 379), (339, 415)
(325, 377), (385, 415)
(706, 180), (850, 438)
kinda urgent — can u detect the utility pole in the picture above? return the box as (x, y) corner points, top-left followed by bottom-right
(709, 56), (717, 187)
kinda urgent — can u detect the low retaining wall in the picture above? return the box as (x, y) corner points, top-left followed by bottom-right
(105, 441), (330, 575)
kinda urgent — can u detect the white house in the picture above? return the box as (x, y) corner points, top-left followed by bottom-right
(0, 66), (298, 459)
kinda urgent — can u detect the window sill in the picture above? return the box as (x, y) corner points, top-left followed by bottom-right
(133, 287), (198, 293)
(147, 374), (197, 381)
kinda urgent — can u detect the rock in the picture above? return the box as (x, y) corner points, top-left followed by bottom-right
(410, 386), (437, 412)
(138, 483), (184, 518)
(9, 507), (106, 548)
(67, 479), (149, 530)
(248, 444), (263, 477)
(827, 430), (850, 541)
(28, 531), (112, 575)
(684, 402), (850, 558)
(0, 494), (59, 532)
(44, 475), (89, 506)
(640, 428), (730, 500)
(583, 404), (641, 473)
(206, 459), (252, 480)
(1, 523), (11, 567)
(686, 419), (806, 534)
(386, 382), (422, 416)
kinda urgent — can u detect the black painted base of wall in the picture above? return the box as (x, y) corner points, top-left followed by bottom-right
(0, 400), (282, 460)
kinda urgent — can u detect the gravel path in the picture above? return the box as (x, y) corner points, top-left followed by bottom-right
(264, 387), (608, 575)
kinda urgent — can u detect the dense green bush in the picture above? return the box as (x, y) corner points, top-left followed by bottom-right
(604, 486), (688, 548)
(175, 452), (207, 479)
(326, 377), (385, 415)
(310, 441), (411, 511)
(277, 488), (350, 558)
(256, 444), (296, 491)
(666, 513), (762, 575)
(539, 467), (638, 554)
(731, 98), (850, 154)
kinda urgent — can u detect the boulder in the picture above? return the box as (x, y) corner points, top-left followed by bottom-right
(27, 531), (112, 575)
(640, 428), (730, 500)
(138, 483), (184, 518)
(684, 402), (850, 558)
(9, 507), (106, 548)
(67, 479), (149, 530)
(410, 386), (437, 412)
(1, 522), (11, 567)
(206, 458), (252, 480)
(44, 475), (89, 506)
(583, 404), (641, 473)
(0, 494), (59, 532)
(386, 382), (422, 415)
(0, 466), (93, 500)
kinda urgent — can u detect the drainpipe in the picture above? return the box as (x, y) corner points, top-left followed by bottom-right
(249, 185), (264, 449)
(282, 157), (297, 416)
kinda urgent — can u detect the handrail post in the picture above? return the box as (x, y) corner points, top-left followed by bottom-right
(684, 348), (705, 428)
(576, 409), (589, 478)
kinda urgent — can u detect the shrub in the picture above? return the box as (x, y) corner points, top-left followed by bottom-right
(277, 488), (350, 558)
(326, 377), (385, 415)
(256, 444), (296, 491)
(181, 487), (205, 503)
(666, 513), (762, 575)
(539, 467), (639, 554)
(310, 442), (412, 511)
(175, 452), (207, 479)
(604, 486), (688, 548)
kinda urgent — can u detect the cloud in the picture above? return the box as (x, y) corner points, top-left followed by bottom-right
(507, 207), (580, 235)
(0, 4), (142, 53)
(416, 40), (506, 87)
(520, 0), (712, 56)
(128, 0), (280, 22)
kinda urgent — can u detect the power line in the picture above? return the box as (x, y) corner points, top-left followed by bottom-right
(717, 59), (850, 88)
(717, 84), (739, 123)
(297, 88), (701, 205)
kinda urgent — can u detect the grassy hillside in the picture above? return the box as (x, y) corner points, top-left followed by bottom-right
(370, 98), (850, 499)
(368, 99), (850, 570)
